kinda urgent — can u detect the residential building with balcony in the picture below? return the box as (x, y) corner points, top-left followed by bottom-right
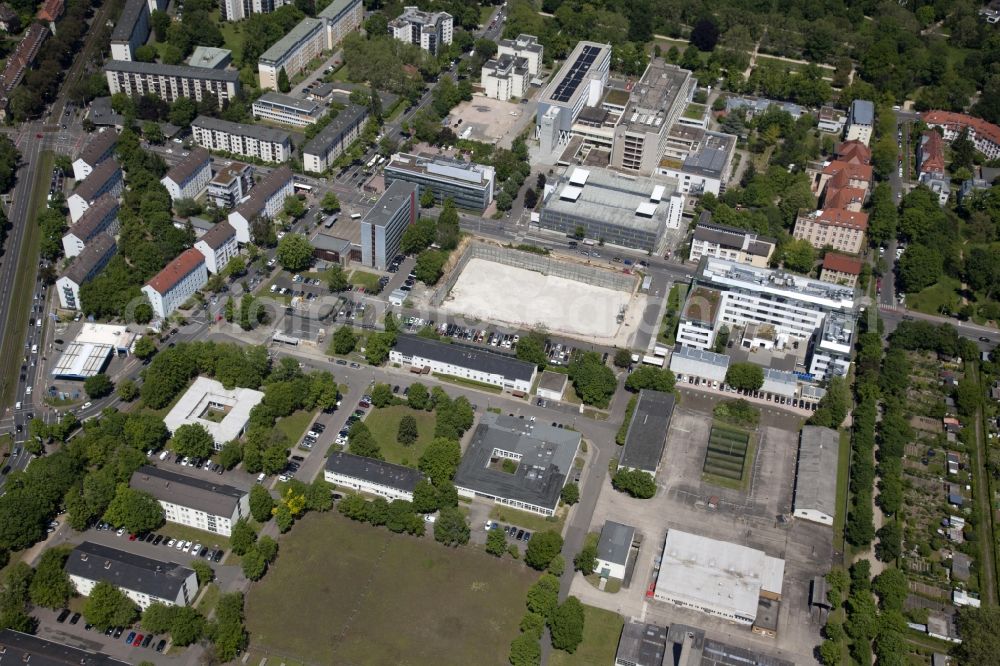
(141, 248), (208, 318)
(160, 147), (212, 201)
(389, 6), (452, 54)
(105, 60), (240, 107)
(191, 116), (292, 163)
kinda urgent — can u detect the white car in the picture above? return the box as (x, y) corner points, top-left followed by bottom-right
(179, 540), (189, 551)
(166, 538), (176, 547)
(82, 401), (92, 409)
(159, 450), (169, 460)
(278, 474), (290, 483)
(425, 514), (437, 524)
(116, 527), (125, 537)
(181, 457), (190, 466)
(192, 542), (202, 554)
(25, 386), (32, 395)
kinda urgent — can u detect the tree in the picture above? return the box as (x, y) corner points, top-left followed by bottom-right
(418, 437), (461, 485)
(549, 596), (585, 652)
(613, 349), (631, 368)
(725, 362), (765, 391)
(103, 485), (164, 534)
(401, 217), (437, 254)
(691, 17), (720, 51)
(117, 379), (139, 402)
(420, 188), (435, 208)
(515, 330), (548, 368)
(241, 547), (267, 581)
(411, 479), (439, 513)
(436, 199), (460, 250)
(567, 352), (616, 407)
(574, 539), (597, 575)
(371, 383), (393, 407)
(872, 568), (907, 611)
(230, 519), (257, 556)
(612, 468), (656, 499)
(525, 530), (563, 571)
(509, 633), (541, 666)
(331, 325), (357, 355)
(433, 507), (470, 546)
(133, 336), (157, 360)
(526, 574), (560, 619)
(276, 233), (313, 271)
(320, 191), (341, 214)
(407, 382), (429, 410)
(560, 483), (579, 506)
(397, 415), (418, 445)
(171, 423), (214, 459)
(808, 376), (850, 428)
(956, 606), (1000, 664)
(170, 606), (205, 646)
(624, 366), (676, 393)
(249, 485), (275, 523)
(897, 244), (943, 292)
(414, 249), (446, 285)
(486, 528), (507, 556)
(142, 603), (177, 634)
(257, 534), (278, 562)
(83, 581), (138, 630)
(780, 238), (816, 273)
(191, 560), (214, 588)
(277, 67), (291, 93)
(364, 331), (395, 366)
(219, 440), (243, 469)
(29, 548), (72, 609)
(83, 373), (114, 399)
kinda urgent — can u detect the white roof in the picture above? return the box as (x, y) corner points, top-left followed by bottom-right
(163, 376), (264, 445)
(654, 530), (784, 621)
(636, 201), (658, 217)
(569, 167), (590, 186)
(76, 322), (136, 349)
(560, 185), (582, 201)
(52, 342), (114, 379)
(650, 185), (665, 202)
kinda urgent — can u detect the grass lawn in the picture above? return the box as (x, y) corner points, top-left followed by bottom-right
(832, 429), (852, 553)
(276, 409), (317, 445)
(349, 269), (381, 291)
(489, 505), (565, 534)
(245, 512), (537, 665)
(365, 404), (436, 467)
(548, 605), (623, 666)
(330, 64), (351, 81)
(195, 582), (220, 616)
(213, 10), (245, 63)
(907, 276), (962, 316)
(432, 372), (503, 394)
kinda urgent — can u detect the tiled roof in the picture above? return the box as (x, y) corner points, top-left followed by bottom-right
(822, 252), (863, 275)
(145, 248), (205, 295)
(925, 110), (1000, 148)
(68, 193), (118, 241)
(834, 140), (870, 165)
(813, 208), (868, 230)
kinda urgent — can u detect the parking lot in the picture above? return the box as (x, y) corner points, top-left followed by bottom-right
(36, 607), (179, 665)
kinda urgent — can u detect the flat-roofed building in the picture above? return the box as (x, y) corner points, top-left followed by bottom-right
(57, 234), (117, 310)
(390, 334), (537, 394)
(319, 0), (363, 49)
(389, 6), (452, 54)
(820, 252), (863, 287)
(610, 59), (693, 175)
(537, 165), (679, 253)
(105, 60), (241, 107)
(110, 0), (149, 61)
(535, 370), (567, 401)
(384, 152), (495, 210)
(131, 465), (250, 536)
(324, 451), (424, 502)
(252, 91), (323, 127)
(619, 390), (674, 474)
(594, 521), (634, 580)
(454, 413), (580, 516)
(0, 629), (130, 665)
(187, 46), (232, 69)
(227, 165), (294, 242)
(73, 128), (117, 181)
(809, 311), (855, 380)
(191, 116), (292, 163)
(160, 147), (211, 201)
(668, 344), (730, 384)
(793, 208), (867, 254)
(68, 160), (123, 223)
(51, 323), (135, 379)
(360, 180), (417, 271)
(62, 194), (119, 258)
(66, 542), (197, 609)
(208, 161), (254, 209)
(655, 130), (736, 196)
(482, 53), (530, 101)
(536, 41), (612, 152)
(846, 99), (874, 145)
(302, 103), (369, 173)
(141, 248), (208, 318)
(817, 105), (846, 134)
(194, 220), (238, 274)
(497, 33), (543, 76)
(793, 426), (840, 526)
(688, 214), (775, 268)
(614, 621), (670, 666)
(163, 376), (264, 448)
(258, 17), (326, 90)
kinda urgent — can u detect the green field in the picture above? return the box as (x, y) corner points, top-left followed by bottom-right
(906, 275), (962, 317)
(702, 423), (755, 490)
(364, 404), (436, 467)
(549, 606), (624, 666)
(276, 409), (317, 445)
(245, 512), (537, 665)
(489, 504), (565, 534)
(349, 269), (381, 291)
(832, 429), (852, 553)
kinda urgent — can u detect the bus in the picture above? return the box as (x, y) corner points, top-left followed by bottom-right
(293, 182), (313, 193)
(324, 215), (338, 229)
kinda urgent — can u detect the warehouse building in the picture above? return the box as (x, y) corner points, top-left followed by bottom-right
(383, 152), (495, 211)
(163, 376), (264, 448)
(62, 194), (119, 258)
(389, 335), (536, 394)
(536, 41), (612, 153)
(594, 520), (634, 580)
(360, 180), (417, 271)
(619, 389), (675, 475)
(56, 234), (117, 310)
(302, 103), (369, 173)
(793, 426), (840, 526)
(66, 542), (197, 609)
(324, 451), (424, 502)
(105, 60), (241, 108)
(141, 247), (208, 318)
(131, 465), (250, 536)
(191, 116), (292, 163)
(258, 17), (326, 90)
(160, 147), (212, 201)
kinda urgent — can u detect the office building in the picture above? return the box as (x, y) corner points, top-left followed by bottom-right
(105, 60), (241, 108)
(0, 629), (130, 665)
(820, 252), (863, 287)
(809, 311), (855, 380)
(924, 110), (1000, 160)
(324, 451), (424, 502)
(383, 152), (495, 211)
(302, 103), (369, 173)
(688, 215), (775, 268)
(258, 18), (326, 90)
(110, 0), (150, 61)
(251, 91), (323, 127)
(319, 0), (363, 49)
(619, 389), (675, 475)
(497, 33), (543, 77)
(390, 334), (536, 393)
(227, 165), (294, 243)
(536, 41), (612, 153)
(207, 161), (254, 209)
(537, 166), (679, 253)
(653, 529), (784, 625)
(792, 208), (868, 254)
(793, 426), (840, 526)
(482, 54), (530, 101)
(360, 181), (417, 271)
(194, 220), (238, 274)
(610, 60), (693, 175)
(141, 248), (208, 318)
(72, 129), (117, 181)
(454, 413), (580, 517)
(676, 256), (856, 352)
(389, 6), (452, 54)
(163, 376), (264, 448)
(68, 160), (123, 223)
(655, 130), (736, 196)
(57, 235), (117, 310)
(187, 46), (233, 69)
(66, 542), (198, 609)
(668, 345), (730, 384)
(845, 99), (874, 145)
(62, 194), (119, 258)
(51, 323), (135, 379)
(160, 147), (211, 201)
(131, 465), (249, 536)
(191, 115), (292, 163)
(594, 521), (634, 580)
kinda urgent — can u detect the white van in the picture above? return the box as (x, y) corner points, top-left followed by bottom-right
(350, 213), (362, 220)
(14, 401), (21, 410)
(36, 319), (42, 327)
(30, 344), (37, 354)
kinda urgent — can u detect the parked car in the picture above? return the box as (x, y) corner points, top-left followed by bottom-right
(69, 612), (81, 625)
(155, 639), (167, 652)
(56, 609), (70, 623)
(213, 550), (224, 563)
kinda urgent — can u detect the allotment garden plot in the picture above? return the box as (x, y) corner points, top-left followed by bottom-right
(702, 422), (755, 490)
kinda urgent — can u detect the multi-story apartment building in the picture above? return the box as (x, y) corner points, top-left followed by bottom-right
(482, 54), (530, 101)
(258, 17), (326, 90)
(130, 465), (250, 537)
(845, 99), (874, 146)
(110, 0), (150, 61)
(207, 161), (254, 209)
(191, 116), (292, 163)
(324, 452), (424, 502)
(105, 61), (241, 107)
(360, 181), (417, 271)
(72, 128), (117, 181)
(389, 6), (452, 54)
(193, 220), (238, 274)
(319, 0), (363, 49)
(141, 248), (208, 318)
(924, 110), (1000, 160)
(0, 630), (130, 665)
(56, 235), (117, 310)
(918, 130), (946, 179)
(227, 165), (294, 242)
(497, 33), (543, 77)
(66, 542), (197, 609)
(302, 103), (368, 173)
(160, 147), (212, 201)
(792, 208), (868, 254)
(688, 215), (775, 268)
(62, 194), (119, 258)
(68, 160), (123, 223)
(219, 0), (292, 22)
(383, 152), (495, 211)
(536, 41), (612, 153)
(251, 91), (322, 127)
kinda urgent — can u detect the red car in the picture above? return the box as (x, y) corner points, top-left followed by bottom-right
(35, 133), (43, 138)
(128, 534), (137, 541)
(132, 634), (143, 647)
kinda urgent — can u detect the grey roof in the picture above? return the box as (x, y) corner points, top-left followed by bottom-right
(130, 465), (246, 517)
(310, 82), (335, 98)
(196, 220), (236, 250)
(596, 520), (634, 566)
(86, 97), (124, 127)
(111, 0), (147, 43)
(693, 220), (775, 257)
(318, 0), (359, 19)
(701, 638), (794, 666)
(363, 180), (416, 229)
(105, 60), (240, 83)
(682, 132), (736, 179)
(498, 33), (543, 54)
(324, 451), (423, 492)
(453, 412), (579, 511)
(620, 390), (674, 473)
(185, 216), (215, 232)
(394, 334), (535, 382)
(187, 46), (232, 69)
(233, 165), (293, 219)
(303, 103), (369, 157)
(73, 159), (121, 202)
(537, 370), (567, 393)
(794, 426), (840, 520)
(312, 232), (352, 252)
(164, 147), (210, 187)
(0, 629), (130, 666)
(78, 129), (118, 168)
(68, 193), (118, 241)
(65, 541), (195, 601)
(255, 91), (321, 115)
(615, 621), (669, 666)
(259, 18), (324, 64)
(849, 99), (874, 125)
(192, 115), (292, 145)
(62, 234), (116, 284)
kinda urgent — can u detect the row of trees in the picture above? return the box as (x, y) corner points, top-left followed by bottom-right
(508, 571), (585, 665)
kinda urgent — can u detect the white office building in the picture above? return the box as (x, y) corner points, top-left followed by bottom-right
(193, 220), (239, 274)
(65, 542), (198, 609)
(389, 334), (537, 394)
(687, 215), (775, 268)
(360, 181), (417, 271)
(389, 6), (452, 54)
(535, 41), (612, 153)
(163, 376), (265, 448)
(191, 116), (292, 163)
(227, 165), (294, 243)
(383, 152), (495, 211)
(497, 33), (543, 77)
(809, 312), (855, 380)
(160, 147), (212, 201)
(131, 465), (250, 537)
(482, 54), (530, 101)
(251, 92), (323, 127)
(324, 451), (424, 502)
(141, 248), (208, 319)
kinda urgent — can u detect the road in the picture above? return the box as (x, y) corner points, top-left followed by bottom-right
(880, 110), (918, 308)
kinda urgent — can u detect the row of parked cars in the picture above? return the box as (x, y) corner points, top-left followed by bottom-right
(55, 610), (167, 652)
(484, 521), (532, 542)
(96, 523), (226, 562)
(334, 395), (372, 446)
(674, 374), (816, 409)
(158, 449), (225, 475)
